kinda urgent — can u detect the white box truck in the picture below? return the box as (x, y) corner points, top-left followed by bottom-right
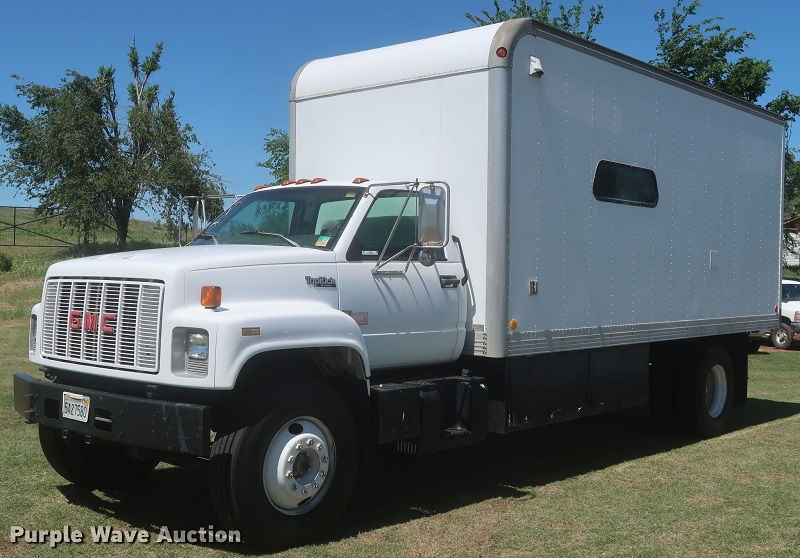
(14, 19), (785, 548)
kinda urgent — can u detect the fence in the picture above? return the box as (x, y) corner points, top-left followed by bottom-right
(0, 206), (76, 248)
(0, 206), (168, 248)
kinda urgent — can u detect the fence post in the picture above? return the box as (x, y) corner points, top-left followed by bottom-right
(12, 207), (16, 247)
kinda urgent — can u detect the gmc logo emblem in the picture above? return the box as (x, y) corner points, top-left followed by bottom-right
(69, 311), (117, 333)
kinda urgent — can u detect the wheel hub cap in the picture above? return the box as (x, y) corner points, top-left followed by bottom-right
(262, 417), (334, 514)
(704, 364), (727, 419)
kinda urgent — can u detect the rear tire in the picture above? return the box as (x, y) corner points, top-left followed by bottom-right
(771, 323), (794, 350)
(38, 425), (157, 488)
(209, 378), (359, 550)
(678, 344), (734, 438)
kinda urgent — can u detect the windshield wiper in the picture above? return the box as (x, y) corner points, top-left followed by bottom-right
(195, 233), (218, 245)
(239, 230), (300, 247)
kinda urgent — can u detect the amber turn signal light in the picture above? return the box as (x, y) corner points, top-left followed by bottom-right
(201, 286), (222, 309)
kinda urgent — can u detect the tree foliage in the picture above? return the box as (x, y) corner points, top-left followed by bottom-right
(466, 0), (604, 41)
(257, 128), (289, 184)
(652, 0), (771, 102)
(0, 42), (222, 249)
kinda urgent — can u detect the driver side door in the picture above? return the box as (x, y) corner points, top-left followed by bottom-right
(336, 188), (464, 369)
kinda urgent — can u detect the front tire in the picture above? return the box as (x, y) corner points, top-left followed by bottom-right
(209, 378), (359, 549)
(38, 425), (157, 488)
(771, 323), (795, 350)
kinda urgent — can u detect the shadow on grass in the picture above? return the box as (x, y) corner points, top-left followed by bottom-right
(56, 397), (800, 553)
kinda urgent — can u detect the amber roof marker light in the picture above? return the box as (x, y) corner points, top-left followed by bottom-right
(352, 177), (369, 184)
(496, 47), (508, 58)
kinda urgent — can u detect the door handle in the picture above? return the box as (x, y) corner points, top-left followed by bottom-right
(439, 275), (460, 288)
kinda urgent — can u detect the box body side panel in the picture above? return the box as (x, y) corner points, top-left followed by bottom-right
(506, 34), (783, 354)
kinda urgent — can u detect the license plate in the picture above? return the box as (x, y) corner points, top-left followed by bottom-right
(62, 392), (90, 423)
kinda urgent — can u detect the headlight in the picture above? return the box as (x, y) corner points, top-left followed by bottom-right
(186, 331), (209, 361)
(29, 314), (37, 352)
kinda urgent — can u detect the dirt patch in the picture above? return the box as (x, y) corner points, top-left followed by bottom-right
(755, 344), (799, 354)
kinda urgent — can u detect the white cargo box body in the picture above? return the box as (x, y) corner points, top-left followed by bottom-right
(290, 19), (784, 359)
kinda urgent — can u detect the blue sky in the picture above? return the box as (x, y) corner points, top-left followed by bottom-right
(0, 0), (797, 211)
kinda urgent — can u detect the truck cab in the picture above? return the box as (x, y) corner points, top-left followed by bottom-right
(15, 178), (476, 549)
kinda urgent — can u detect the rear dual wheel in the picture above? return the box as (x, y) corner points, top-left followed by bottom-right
(651, 343), (734, 438)
(685, 344), (733, 438)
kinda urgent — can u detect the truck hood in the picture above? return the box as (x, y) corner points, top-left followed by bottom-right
(45, 245), (337, 281)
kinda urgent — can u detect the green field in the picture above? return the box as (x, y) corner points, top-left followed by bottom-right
(0, 250), (798, 557)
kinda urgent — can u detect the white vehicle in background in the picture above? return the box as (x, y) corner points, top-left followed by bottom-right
(13, 19), (785, 549)
(772, 277), (800, 349)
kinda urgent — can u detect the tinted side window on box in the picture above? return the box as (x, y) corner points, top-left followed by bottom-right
(592, 160), (658, 208)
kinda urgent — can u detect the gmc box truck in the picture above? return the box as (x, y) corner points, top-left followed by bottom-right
(13, 19), (785, 548)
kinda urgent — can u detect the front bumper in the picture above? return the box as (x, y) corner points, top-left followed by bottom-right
(13, 373), (211, 456)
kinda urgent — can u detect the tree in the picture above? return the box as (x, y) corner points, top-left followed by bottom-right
(0, 42), (222, 250)
(257, 128), (289, 184)
(652, 0), (771, 102)
(465, 0), (605, 41)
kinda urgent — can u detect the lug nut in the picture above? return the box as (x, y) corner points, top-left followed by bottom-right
(296, 444), (304, 451)
(286, 471), (294, 478)
(291, 484), (297, 491)
(302, 489), (308, 495)
(320, 471), (327, 477)
(321, 456), (328, 463)
(288, 456), (295, 463)
(317, 443), (323, 451)
(313, 482), (319, 489)
(307, 439), (313, 446)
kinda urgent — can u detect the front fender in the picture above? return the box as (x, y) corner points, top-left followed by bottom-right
(212, 300), (370, 389)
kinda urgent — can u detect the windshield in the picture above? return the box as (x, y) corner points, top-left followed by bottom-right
(193, 186), (364, 248)
(783, 283), (800, 302)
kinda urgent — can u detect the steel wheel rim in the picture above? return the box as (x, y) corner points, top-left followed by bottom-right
(704, 364), (727, 419)
(262, 416), (335, 515)
(775, 329), (788, 345)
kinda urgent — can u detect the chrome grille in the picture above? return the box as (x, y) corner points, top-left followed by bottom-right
(40, 278), (164, 373)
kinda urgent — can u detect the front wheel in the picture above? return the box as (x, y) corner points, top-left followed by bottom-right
(771, 323), (795, 350)
(209, 378), (359, 549)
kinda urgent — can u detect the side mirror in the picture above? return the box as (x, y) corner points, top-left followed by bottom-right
(417, 184), (448, 248)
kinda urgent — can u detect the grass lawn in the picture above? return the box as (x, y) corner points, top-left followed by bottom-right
(0, 252), (798, 557)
